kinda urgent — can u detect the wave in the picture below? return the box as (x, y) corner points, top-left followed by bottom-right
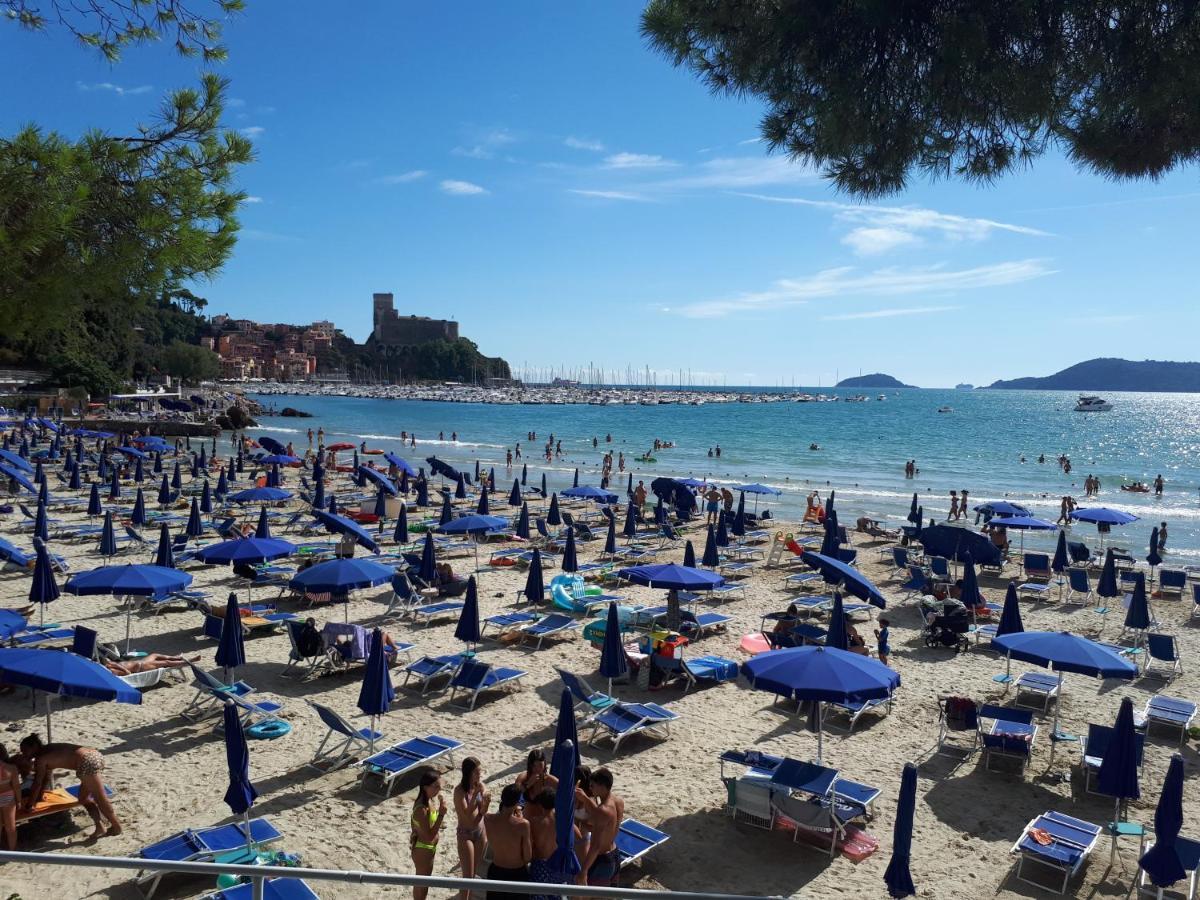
(328, 431), (505, 449)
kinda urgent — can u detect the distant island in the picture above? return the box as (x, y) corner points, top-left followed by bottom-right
(988, 358), (1200, 392)
(836, 373), (914, 389)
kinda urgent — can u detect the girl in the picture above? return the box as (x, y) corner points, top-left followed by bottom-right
(410, 768), (446, 900)
(453, 758), (490, 899)
(0, 745), (20, 851)
(514, 749), (558, 803)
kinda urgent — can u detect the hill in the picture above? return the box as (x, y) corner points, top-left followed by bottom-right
(987, 358), (1200, 392)
(835, 373), (914, 389)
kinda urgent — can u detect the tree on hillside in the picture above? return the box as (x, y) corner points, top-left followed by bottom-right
(641, 1), (1200, 197)
(157, 340), (220, 383)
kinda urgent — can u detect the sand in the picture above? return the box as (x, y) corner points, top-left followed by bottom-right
(1, 486), (1197, 900)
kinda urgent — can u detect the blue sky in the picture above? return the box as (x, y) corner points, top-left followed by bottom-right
(4, 1), (1199, 387)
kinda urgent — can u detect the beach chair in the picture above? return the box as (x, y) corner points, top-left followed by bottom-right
(1023, 553), (1052, 581)
(678, 610), (733, 638)
(360, 734), (463, 797)
(656, 522), (682, 549)
(1065, 568), (1093, 605)
(889, 547), (910, 576)
(224, 691), (286, 728)
(520, 612), (580, 648)
(1010, 811), (1102, 894)
(651, 653), (738, 694)
(1154, 567), (1185, 598)
(1138, 835), (1200, 900)
(825, 693), (894, 734)
(616, 818), (670, 873)
(1142, 695), (1197, 745)
(557, 668), (617, 714)
(480, 611), (538, 638)
(1192, 584), (1200, 621)
(1014, 671), (1061, 712)
(282, 620), (335, 680)
(933, 696), (980, 759)
(978, 703), (1038, 771)
(447, 659), (527, 709)
(1144, 633), (1182, 680)
(410, 598), (467, 626)
(133, 816), (283, 898)
(202, 877), (320, 900)
(766, 758), (868, 858)
(1080, 722), (1145, 794)
(901, 565), (931, 599)
(929, 556), (951, 581)
(587, 701), (679, 752)
(306, 700), (384, 771)
(401, 654), (463, 695)
(181, 663), (257, 722)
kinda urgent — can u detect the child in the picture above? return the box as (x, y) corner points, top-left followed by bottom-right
(874, 618), (891, 666)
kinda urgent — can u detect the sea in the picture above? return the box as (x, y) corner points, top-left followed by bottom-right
(245, 388), (1200, 563)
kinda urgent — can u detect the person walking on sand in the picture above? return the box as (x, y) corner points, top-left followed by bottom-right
(484, 784), (531, 900)
(453, 757), (490, 900)
(874, 618), (891, 667)
(20, 735), (122, 839)
(947, 490), (959, 521)
(959, 489), (969, 520)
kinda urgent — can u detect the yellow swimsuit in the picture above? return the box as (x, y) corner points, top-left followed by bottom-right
(411, 806), (441, 853)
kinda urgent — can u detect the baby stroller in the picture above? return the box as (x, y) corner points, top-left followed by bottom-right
(921, 597), (971, 653)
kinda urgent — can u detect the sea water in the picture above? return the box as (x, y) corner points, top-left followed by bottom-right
(245, 388), (1200, 563)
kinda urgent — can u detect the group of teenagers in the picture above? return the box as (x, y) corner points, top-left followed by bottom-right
(409, 749), (624, 900)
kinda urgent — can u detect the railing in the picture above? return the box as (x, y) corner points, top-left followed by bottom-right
(0, 851), (786, 900)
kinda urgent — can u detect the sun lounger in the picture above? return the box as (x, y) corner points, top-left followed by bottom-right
(402, 654), (463, 695)
(360, 734), (463, 797)
(652, 654), (737, 693)
(1144, 633), (1182, 679)
(224, 691), (286, 728)
(448, 659), (527, 709)
(481, 611), (538, 637)
(825, 694), (893, 734)
(1142, 695), (1197, 745)
(1018, 581), (1053, 601)
(1138, 835), (1200, 900)
(306, 700), (385, 771)
(1011, 811), (1102, 894)
(784, 571), (824, 591)
(587, 701), (679, 752)
(557, 668), (617, 713)
(180, 664), (259, 721)
(615, 818), (670, 871)
(978, 703), (1038, 771)
(134, 816), (283, 898)
(11, 626), (75, 647)
(282, 620), (335, 680)
(203, 877), (320, 900)
(520, 612), (580, 648)
(410, 599), (466, 626)
(679, 583), (746, 603)
(1080, 722), (1145, 794)
(765, 758), (871, 857)
(1023, 553), (1052, 581)
(1159, 568), (1187, 599)
(933, 696), (980, 759)
(1014, 671), (1060, 712)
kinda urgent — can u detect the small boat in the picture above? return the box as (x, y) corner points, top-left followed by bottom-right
(1074, 395), (1112, 412)
(937, 406), (952, 414)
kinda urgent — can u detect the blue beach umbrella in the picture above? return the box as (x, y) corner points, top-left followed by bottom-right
(200, 481), (213, 514)
(254, 506), (272, 539)
(221, 702), (258, 836)
(0, 609), (27, 642)
(476, 485), (490, 515)
(732, 493), (747, 536)
(98, 511), (119, 559)
(474, 460), (481, 482)
(87, 482), (103, 517)
(0, 448), (32, 472)
(190, 455), (201, 479)
(359, 466), (397, 496)
(550, 736), (582, 883)
(185, 498), (205, 539)
(515, 502), (530, 540)
(0, 648), (140, 740)
(196, 536), (295, 565)
(1139, 755), (1187, 889)
(599, 600), (627, 694)
(419, 532), (437, 583)
(1124, 571), (1151, 636)
(454, 473), (467, 500)
(128, 487), (147, 527)
(0, 461), (36, 493)
(622, 503), (637, 541)
(198, 446), (207, 470)
(1097, 549), (1120, 600)
(802, 551), (887, 608)
(383, 452), (417, 477)
(547, 493), (561, 526)
(357, 628), (395, 753)
(521, 463), (528, 486)
(454, 577), (481, 647)
(654, 498), (667, 527)
(509, 479), (521, 506)
(996, 583), (1024, 637)
(157, 474), (172, 507)
(550, 688), (578, 781)
(439, 493), (453, 526)
(155, 523), (175, 569)
(216, 593), (247, 681)
(171, 460), (182, 490)
(562, 527), (578, 573)
(563, 485), (619, 504)
(327, 493), (338, 515)
(819, 510), (840, 557)
(97, 456), (108, 483)
(907, 493), (920, 524)
(153, 452), (164, 474)
(488, 468), (496, 492)
(884, 763), (918, 898)
(134, 456), (145, 482)
(394, 504), (409, 544)
(438, 514), (507, 536)
(825, 592), (849, 651)
(682, 540), (696, 568)
(523, 549), (545, 604)
(1072, 507), (1139, 526)
(28, 539), (60, 626)
(1096, 697), (1141, 818)
(310, 509), (380, 554)
(216, 468), (228, 499)
(540, 472), (547, 497)
(65, 562), (191, 655)
(702, 525), (720, 568)
(959, 553), (982, 611)
(373, 488), (387, 518)
(617, 562), (725, 591)
(604, 517), (617, 556)
(716, 511), (730, 547)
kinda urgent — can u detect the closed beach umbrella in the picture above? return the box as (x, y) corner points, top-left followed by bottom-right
(68, 462), (81, 491)
(454, 576), (481, 647)
(98, 511), (119, 560)
(547, 493), (561, 526)
(97, 456), (108, 482)
(107, 468), (121, 501)
(515, 502), (530, 540)
(254, 506), (272, 540)
(562, 528), (578, 573)
(373, 488), (387, 518)
(716, 511), (730, 547)
(819, 510), (840, 557)
(87, 482), (102, 518)
(476, 485), (490, 515)
(130, 488), (147, 527)
(221, 702), (258, 838)
(1051, 529), (1069, 575)
(328, 493), (338, 515)
(399, 470), (409, 494)
(572, 468), (579, 488)
(884, 763), (918, 898)
(312, 477), (325, 510)
(28, 539), (60, 626)
(825, 592), (849, 651)
(171, 460), (182, 490)
(216, 593), (246, 681)
(190, 455), (201, 479)
(394, 504), (409, 544)
(599, 600), (627, 695)
(826, 490), (836, 516)
(1139, 755), (1187, 889)
(415, 477), (428, 507)
(702, 525), (720, 568)
(488, 468), (495, 492)
(654, 498), (666, 526)
(996, 583), (1023, 637)
(37, 478), (48, 506)
(185, 498), (204, 539)
(419, 532), (437, 583)
(474, 460), (481, 482)
(550, 688), (578, 781)
(1124, 571), (1151, 636)
(31, 499), (50, 543)
(198, 446), (207, 470)
(455, 472), (466, 500)
(959, 553), (982, 612)
(356, 628), (394, 754)
(550, 735), (582, 883)
(540, 472), (547, 497)
(622, 503), (637, 541)
(155, 523), (175, 569)
(154, 452), (163, 474)
(1097, 549), (1120, 600)
(200, 481), (213, 514)
(157, 474), (172, 507)
(509, 479), (521, 506)
(1097, 697), (1141, 820)
(523, 550), (545, 604)
(439, 493), (453, 526)
(134, 456), (144, 482)
(1147, 527), (1162, 578)
(521, 463), (528, 486)
(604, 517), (617, 556)
(682, 540), (696, 568)
(216, 468), (228, 499)
(907, 493), (920, 524)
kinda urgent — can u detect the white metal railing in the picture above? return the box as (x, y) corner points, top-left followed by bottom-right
(0, 851), (787, 900)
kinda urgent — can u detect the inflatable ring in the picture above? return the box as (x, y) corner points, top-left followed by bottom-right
(246, 720), (291, 740)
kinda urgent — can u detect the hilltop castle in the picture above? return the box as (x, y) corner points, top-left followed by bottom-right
(371, 293), (458, 347)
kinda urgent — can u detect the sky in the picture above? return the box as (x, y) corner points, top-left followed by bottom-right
(4, 1), (1200, 387)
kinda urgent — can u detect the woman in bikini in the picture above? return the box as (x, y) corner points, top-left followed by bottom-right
(103, 653), (199, 675)
(514, 749), (558, 803)
(20, 735), (121, 839)
(0, 744), (21, 851)
(452, 757), (490, 899)
(410, 768), (446, 900)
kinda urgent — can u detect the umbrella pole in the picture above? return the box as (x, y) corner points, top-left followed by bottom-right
(1051, 671), (1063, 735)
(125, 598), (133, 657)
(816, 702), (824, 765)
(45, 694), (53, 743)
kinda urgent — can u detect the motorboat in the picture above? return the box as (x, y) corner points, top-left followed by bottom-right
(1074, 396), (1112, 412)
(937, 406), (952, 413)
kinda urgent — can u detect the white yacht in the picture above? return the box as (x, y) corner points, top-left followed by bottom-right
(1074, 395), (1112, 412)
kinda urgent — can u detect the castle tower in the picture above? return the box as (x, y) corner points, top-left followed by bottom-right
(372, 293), (394, 341)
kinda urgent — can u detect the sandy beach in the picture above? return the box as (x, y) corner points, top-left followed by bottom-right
(2, 475), (1197, 900)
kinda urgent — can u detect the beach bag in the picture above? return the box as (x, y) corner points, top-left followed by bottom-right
(945, 696), (978, 729)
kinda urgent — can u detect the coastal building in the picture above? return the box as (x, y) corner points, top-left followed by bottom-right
(371, 293), (458, 347)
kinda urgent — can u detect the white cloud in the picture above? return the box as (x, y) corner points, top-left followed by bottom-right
(240, 126), (266, 137)
(378, 170), (429, 185)
(440, 179), (488, 196)
(674, 259), (1055, 318)
(453, 145), (494, 160)
(76, 81), (153, 96)
(603, 152), (677, 169)
(257, 105), (277, 114)
(738, 137), (763, 146)
(822, 305), (961, 321)
(568, 189), (650, 202)
(228, 97), (247, 108)
(565, 136), (605, 152)
(650, 156), (813, 190)
(242, 196), (264, 204)
(841, 227), (920, 256)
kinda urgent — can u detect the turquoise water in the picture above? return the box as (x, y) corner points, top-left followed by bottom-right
(246, 389), (1200, 561)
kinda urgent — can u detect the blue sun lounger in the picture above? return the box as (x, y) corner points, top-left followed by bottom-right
(652, 654), (737, 694)
(448, 659), (527, 709)
(520, 613), (580, 648)
(825, 694), (894, 734)
(306, 700), (385, 771)
(204, 877), (320, 900)
(410, 600), (466, 626)
(1081, 722), (1145, 794)
(11, 626), (75, 647)
(402, 654), (463, 695)
(679, 583), (746, 603)
(979, 704), (1038, 772)
(360, 734), (463, 796)
(181, 664), (258, 721)
(587, 701), (679, 752)
(1011, 811), (1102, 894)
(134, 816), (283, 898)
(1014, 670), (1061, 712)
(1142, 694), (1197, 745)
(557, 668), (617, 713)
(616, 818), (670, 871)
(481, 611), (538, 637)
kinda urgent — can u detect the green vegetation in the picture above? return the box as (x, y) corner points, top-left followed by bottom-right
(642, 1), (1200, 197)
(988, 358), (1200, 392)
(316, 332), (511, 384)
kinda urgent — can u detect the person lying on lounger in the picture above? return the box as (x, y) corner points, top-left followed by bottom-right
(103, 653), (200, 675)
